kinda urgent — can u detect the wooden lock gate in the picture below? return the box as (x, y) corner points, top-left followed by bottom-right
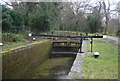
(32, 34), (103, 57)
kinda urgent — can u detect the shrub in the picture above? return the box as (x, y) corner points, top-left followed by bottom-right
(116, 30), (120, 36)
(2, 5), (24, 33)
(2, 33), (27, 43)
(29, 13), (50, 33)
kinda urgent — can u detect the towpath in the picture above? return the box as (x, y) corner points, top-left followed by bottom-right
(67, 40), (87, 79)
(106, 36), (120, 45)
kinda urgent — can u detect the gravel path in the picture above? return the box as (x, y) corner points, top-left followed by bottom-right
(106, 36), (120, 45)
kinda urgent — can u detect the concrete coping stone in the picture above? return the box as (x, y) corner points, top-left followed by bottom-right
(2, 40), (49, 55)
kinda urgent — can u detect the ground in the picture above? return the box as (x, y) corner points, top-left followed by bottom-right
(82, 37), (118, 79)
(1, 33), (119, 79)
(106, 36), (119, 45)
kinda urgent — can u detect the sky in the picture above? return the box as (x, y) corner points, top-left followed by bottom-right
(0, 0), (119, 3)
(0, 0), (119, 9)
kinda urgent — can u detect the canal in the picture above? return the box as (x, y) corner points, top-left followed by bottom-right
(2, 36), (79, 79)
(25, 57), (75, 79)
(24, 40), (78, 79)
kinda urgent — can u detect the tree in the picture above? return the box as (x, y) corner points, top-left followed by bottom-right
(108, 18), (119, 33)
(2, 4), (24, 33)
(102, 0), (110, 34)
(39, 2), (63, 30)
(9, 10), (24, 33)
(116, 1), (120, 34)
(29, 13), (50, 33)
(86, 15), (100, 33)
(2, 5), (13, 33)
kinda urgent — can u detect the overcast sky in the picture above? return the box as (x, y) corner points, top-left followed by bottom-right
(0, 0), (119, 9)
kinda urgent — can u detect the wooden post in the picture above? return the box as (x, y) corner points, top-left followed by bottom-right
(90, 38), (93, 53)
(79, 38), (83, 53)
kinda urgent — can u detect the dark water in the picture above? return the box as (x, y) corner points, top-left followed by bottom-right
(26, 57), (74, 79)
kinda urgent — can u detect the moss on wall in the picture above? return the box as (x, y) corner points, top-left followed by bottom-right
(2, 40), (51, 79)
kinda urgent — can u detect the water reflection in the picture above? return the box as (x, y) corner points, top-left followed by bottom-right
(26, 57), (74, 79)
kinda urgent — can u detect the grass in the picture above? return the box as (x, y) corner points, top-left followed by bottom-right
(82, 38), (118, 79)
(2, 41), (29, 51)
(1, 33), (29, 51)
(107, 33), (118, 37)
(2, 39), (48, 52)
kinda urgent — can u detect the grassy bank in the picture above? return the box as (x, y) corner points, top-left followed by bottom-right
(83, 38), (118, 79)
(2, 41), (29, 51)
(1, 33), (29, 51)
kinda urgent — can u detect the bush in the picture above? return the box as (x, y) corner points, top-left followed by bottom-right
(2, 5), (24, 33)
(2, 33), (27, 43)
(2, 5), (13, 33)
(29, 13), (50, 33)
(86, 16), (101, 33)
(116, 30), (120, 36)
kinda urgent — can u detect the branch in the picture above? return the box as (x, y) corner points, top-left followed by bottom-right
(1, 0), (12, 6)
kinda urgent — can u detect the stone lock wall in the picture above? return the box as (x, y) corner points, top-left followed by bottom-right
(2, 40), (51, 79)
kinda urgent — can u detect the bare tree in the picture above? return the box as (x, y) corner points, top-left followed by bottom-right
(116, 1), (120, 30)
(68, 1), (89, 31)
(102, 0), (110, 34)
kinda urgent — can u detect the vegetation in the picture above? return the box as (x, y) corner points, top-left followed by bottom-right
(2, 5), (24, 33)
(1, 2), (62, 33)
(2, 33), (28, 51)
(1, 1), (119, 79)
(29, 13), (50, 33)
(2, 33), (26, 43)
(83, 39), (118, 79)
(1, 1), (119, 34)
(86, 15), (101, 33)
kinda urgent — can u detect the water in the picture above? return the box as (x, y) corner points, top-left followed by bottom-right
(25, 57), (74, 79)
